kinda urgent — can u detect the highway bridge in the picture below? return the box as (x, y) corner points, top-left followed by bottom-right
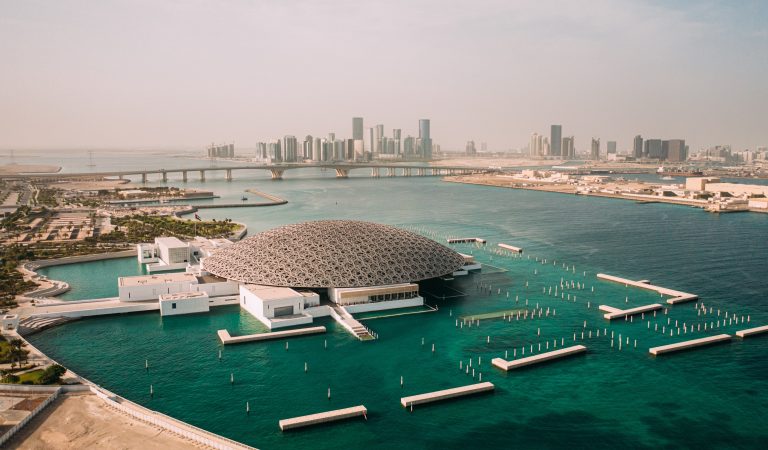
(1, 163), (498, 182)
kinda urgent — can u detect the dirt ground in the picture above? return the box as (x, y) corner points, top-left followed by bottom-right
(9, 394), (202, 450)
(0, 164), (61, 175)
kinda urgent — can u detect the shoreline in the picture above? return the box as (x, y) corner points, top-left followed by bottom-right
(443, 175), (768, 215)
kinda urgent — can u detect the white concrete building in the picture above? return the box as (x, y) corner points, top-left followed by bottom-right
(136, 236), (234, 273)
(327, 283), (423, 313)
(239, 284), (314, 329)
(159, 291), (210, 316)
(118, 272), (239, 301)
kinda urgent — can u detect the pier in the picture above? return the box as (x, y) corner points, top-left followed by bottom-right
(491, 345), (587, 371)
(498, 243), (523, 253)
(600, 303), (663, 320)
(447, 237), (487, 244)
(648, 334), (732, 356)
(596, 273), (698, 304)
(216, 326), (326, 345)
(400, 382), (494, 408)
(278, 405), (367, 431)
(735, 325), (768, 338)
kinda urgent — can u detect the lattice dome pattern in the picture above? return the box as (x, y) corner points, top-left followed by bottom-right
(203, 220), (466, 288)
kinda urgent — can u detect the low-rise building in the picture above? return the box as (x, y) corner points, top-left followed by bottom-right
(159, 291), (210, 316)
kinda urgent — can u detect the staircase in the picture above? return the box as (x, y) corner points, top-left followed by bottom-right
(17, 316), (75, 336)
(329, 305), (376, 340)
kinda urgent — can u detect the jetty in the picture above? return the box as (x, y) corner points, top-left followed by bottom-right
(649, 334), (731, 355)
(492, 345), (587, 371)
(735, 325), (768, 339)
(498, 243), (523, 253)
(599, 303), (663, 320)
(447, 237), (486, 244)
(400, 382), (494, 408)
(596, 273), (698, 305)
(217, 326), (326, 345)
(279, 405), (367, 431)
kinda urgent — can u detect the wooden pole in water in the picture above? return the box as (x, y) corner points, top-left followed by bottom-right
(246, 401), (250, 415)
(150, 384), (154, 398)
(230, 373), (234, 385)
(145, 359), (149, 371)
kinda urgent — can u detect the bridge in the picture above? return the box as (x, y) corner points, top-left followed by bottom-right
(1, 163), (498, 183)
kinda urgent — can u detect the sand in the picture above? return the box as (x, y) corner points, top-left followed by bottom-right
(0, 164), (61, 175)
(45, 179), (133, 191)
(9, 394), (202, 450)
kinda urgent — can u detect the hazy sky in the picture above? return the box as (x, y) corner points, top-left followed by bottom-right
(1, 0), (766, 152)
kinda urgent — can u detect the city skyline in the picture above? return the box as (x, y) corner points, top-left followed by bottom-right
(1, 0), (767, 152)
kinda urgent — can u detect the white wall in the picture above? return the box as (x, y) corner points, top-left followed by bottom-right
(160, 297), (209, 316)
(343, 297), (424, 313)
(119, 280), (195, 301)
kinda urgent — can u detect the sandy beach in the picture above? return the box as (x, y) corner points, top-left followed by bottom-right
(9, 393), (201, 450)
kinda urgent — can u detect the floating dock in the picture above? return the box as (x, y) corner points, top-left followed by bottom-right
(596, 273), (698, 305)
(447, 237), (486, 244)
(217, 326), (326, 344)
(400, 382), (494, 408)
(498, 243), (523, 253)
(735, 325), (768, 339)
(492, 345), (587, 371)
(601, 303), (663, 320)
(279, 405), (367, 431)
(649, 334), (731, 356)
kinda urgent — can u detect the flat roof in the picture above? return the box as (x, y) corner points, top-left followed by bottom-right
(155, 236), (186, 248)
(243, 284), (302, 301)
(119, 272), (198, 287)
(159, 291), (208, 301)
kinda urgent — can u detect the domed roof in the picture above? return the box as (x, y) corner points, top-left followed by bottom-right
(203, 220), (465, 288)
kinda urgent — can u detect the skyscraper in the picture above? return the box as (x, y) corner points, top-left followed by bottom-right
(283, 135), (298, 162)
(550, 125), (562, 157)
(393, 129), (402, 155)
(352, 117), (364, 140)
(645, 139), (662, 159)
(666, 139), (687, 162)
(419, 119), (431, 159)
(633, 135), (643, 159)
(466, 141), (477, 155)
(375, 124), (384, 155)
(562, 136), (575, 159)
(591, 138), (600, 160)
(607, 141), (617, 154)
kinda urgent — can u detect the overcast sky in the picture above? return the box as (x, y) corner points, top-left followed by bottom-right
(1, 0), (766, 152)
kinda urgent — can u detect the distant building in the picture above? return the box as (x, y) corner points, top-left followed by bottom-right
(562, 136), (575, 159)
(590, 138), (600, 160)
(550, 125), (562, 157)
(607, 141), (617, 154)
(644, 139), (662, 159)
(206, 143), (234, 158)
(633, 135), (643, 159)
(666, 139), (687, 162)
(481, 142), (488, 152)
(352, 117), (364, 140)
(257, 142), (267, 159)
(269, 140), (282, 162)
(404, 136), (416, 156)
(375, 124), (384, 155)
(419, 119), (432, 159)
(466, 141), (477, 155)
(283, 135), (298, 162)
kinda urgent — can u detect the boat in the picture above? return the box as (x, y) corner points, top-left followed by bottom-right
(241, 196), (248, 201)
(660, 176), (674, 181)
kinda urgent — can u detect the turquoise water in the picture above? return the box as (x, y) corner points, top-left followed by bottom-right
(22, 155), (768, 449)
(38, 257), (146, 300)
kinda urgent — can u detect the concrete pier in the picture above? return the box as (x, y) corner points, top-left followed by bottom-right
(492, 345), (587, 371)
(601, 303), (663, 320)
(649, 334), (731, 355)
(217, 326), (326, 345)
(597, 273), (698, 305)
(735, 325), (768, 338)
(279, 405), (367, 431)
(400, 382), (494, 408)
(447, 238), (487, 244)
(498, 243), (523, 253)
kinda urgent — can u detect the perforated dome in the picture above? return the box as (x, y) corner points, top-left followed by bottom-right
(203, 220), (465, 288)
